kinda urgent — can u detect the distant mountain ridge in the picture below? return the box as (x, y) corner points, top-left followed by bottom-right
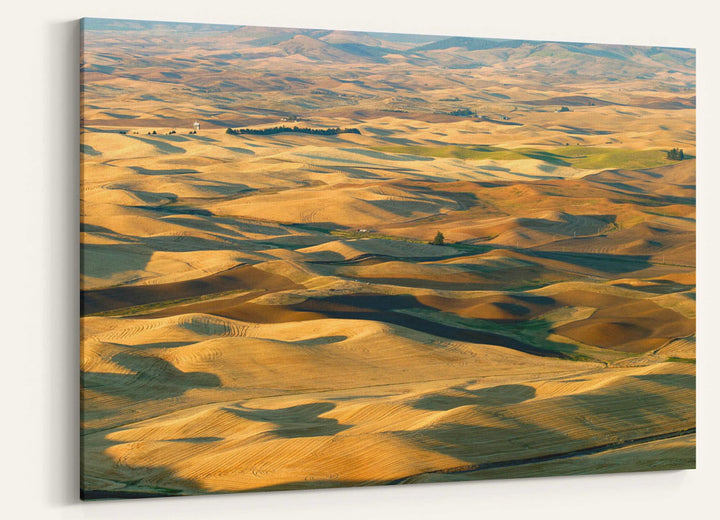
(412, 36), (530, 52)
(83, 19), (695, 76)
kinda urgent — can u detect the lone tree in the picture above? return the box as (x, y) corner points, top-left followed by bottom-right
(667, 148), (685, 160)
(431, 231), (445, 246)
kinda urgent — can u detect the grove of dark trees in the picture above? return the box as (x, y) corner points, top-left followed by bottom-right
(430, 231), (445, 246)
(448, 108), (476, 117)
(667, 148), (685, 160)
(226, 126), (361, 136)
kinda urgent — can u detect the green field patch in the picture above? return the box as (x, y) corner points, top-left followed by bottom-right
(666, 356), (696, 364)
(398, 307), (599, 362)
(329, 230), (426, 243)
(371, 144), (680, 170)
(373, 144), (524, 161)
(551, 146), (677, 169)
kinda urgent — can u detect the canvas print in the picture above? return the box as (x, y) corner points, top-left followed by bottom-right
(80, 18), (696, 499)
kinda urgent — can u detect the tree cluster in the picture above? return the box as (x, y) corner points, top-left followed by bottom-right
(667, 148), (685, 160)
(448, 108), (476, 117)
(226, 126), (361, 136)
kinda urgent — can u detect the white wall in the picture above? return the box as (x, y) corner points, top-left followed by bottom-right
(1, 1), (717, 518)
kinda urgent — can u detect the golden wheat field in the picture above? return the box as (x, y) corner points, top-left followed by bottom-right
(80, 19), (695, 498)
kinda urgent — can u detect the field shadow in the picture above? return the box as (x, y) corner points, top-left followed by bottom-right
(399, 419), (574, 468)
(129, 166), (198, 175)
(81, 143), (101, 156)
(397, 380), (694, 477)
(397, 183), (479, 210)
(329, 165), (389, 179)
(528, 250), (652, 274)
(126, 341), (197, 350)
(568, 386), (691, 424)
(82, 264), (302, 315)
(165, 437), (224, 443)
(551, 125), (613, 136)
(82, 227), (278, 284)
(80, 243), (153, 281)
(287, 335), (348, 346)
(413, 384), (536, 411)
(366, 198), (443, 217)
(159, 216), (245, 238)
(82, 352), (221, 400)
(223, 146), (255, 155)
(136, 205), (213, 217)
(346, 148), (435, 162)
(80, 222), (113, 234)
(186, 133), (218, 143)
(81, 433), (206, 500)
(517, 213), (616, 235)
(126, 135), (186, 154)
(223, 402), (350, 438)
(613, 280), (695, 295)
(633, 374), (696, 390)
(520, 150), (571, 166)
